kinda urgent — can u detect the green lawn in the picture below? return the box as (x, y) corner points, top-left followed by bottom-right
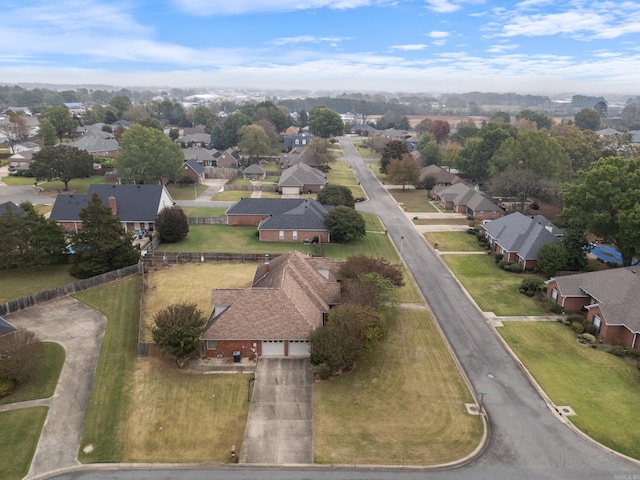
(424, 232), (484, 252)
(4, 175), (108, 193)
(314, 308), (483, 465)
(0, 407), (48, 480)
(499, 322), (640, 460)
(181, 206), (228, 217)
(212, 190), (250, 202)
(441, 254), (545, 316)
(387, 189), (438, 212)
(165, 183), (208, 201)
(0, 265), (75, 303)
(326, 161), (358, 185)
(75, 275), (141, 463)
(414, 218), (470, 225)
(0, 342), (65, 406)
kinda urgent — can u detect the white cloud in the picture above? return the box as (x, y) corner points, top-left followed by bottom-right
(172, 0), (388, 15)
(428, 31), (450, 38)
(390, 44), (428, 50)
(499, 11), (607, 37)
(270, 36), (349, 46)
(486, 43), (519, 53)
(424, 0), (460, 13)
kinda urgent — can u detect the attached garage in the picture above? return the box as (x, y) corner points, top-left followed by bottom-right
(281, 186), (299, 197)
(288, 340), (310, 357)
(261, 340), (285, 356)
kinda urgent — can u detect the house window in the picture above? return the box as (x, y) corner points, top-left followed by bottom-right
(206, 340), (217, 350)
(279, 230), (284, 240)
(292, 230), (298, 240)
(551, 288), (558, 301)
(593, 314), (602, 332)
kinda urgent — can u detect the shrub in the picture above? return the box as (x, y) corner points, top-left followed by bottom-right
(608, 345), (626, 357)
(467, 228), (477, 235)
(476, 232), (485, 241)
(571, 322), (584, 334)
(498, 259), (508, 268)
(520, 278), (543, 292)
(567, 315), (586, 325)
(625, 349), (640, 360)
(584, 323), (599, 336)
(524, 289), (536, 297)
(505, 263), (523, 273)
(494, 253), (504, 263)
(579, 333), (596, 344)
(0, 378), (14, 397)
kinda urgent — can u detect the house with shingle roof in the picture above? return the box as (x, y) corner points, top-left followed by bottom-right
(0, 201), (25, 216)
(226, 198), (331, 242)
(183, 146), (217, 166)
(200, 251), (341, 358)
(546, 267), (640, 349)
(180, 133), (211, 148)
(180, 159), (205, 183)
(242, 163), (266, 180)
(283, 132), (314, 152)
(278, 162), (327, 195)
(432, 183), (503, 220)
(50, 183), (174, 234)
(68, 133), (119, 157)
(418, 164), (463, 187)
(482, 212), (562, 270)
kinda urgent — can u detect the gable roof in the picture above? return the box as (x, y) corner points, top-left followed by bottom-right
(549, 267), (640, 332)
(183, 147), (216, 162)
(181, 133), (211, 144)
(68, 135), (119, 154)
(50, 184), (172, 223)
(0, 316), (17, 337)
(227, 198), (314, 216)
(243, 164), (266, 175)
(183, 159), (205, 175)
(257, 199), (330, 232)
(419, 164), (462, 185)
(278, 162), (327, 188)
(483, 211), (561, 260)
(434, 183), (502, 213)
(0, 201), (24, 216)
(202, 251), (341, 340)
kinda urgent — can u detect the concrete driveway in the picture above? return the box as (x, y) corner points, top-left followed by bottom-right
(1, 296), (106, 478)
(240, 357), (313, 465)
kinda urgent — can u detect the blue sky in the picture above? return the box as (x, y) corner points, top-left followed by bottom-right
(2, 0), (640, 95)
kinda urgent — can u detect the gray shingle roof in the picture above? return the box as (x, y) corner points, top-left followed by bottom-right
(483, 212), (561, 260)
(278, 163), (326, 188)
(243, 164), (266, 175)
(258, 200), (329, 231)
(0, 316), (17, 337)
(227, 198), (311, 216)
(0, 201), (24, 216)
(183, 147), (216, 162)
(183, 159), (205, 175)
(68, 135), (119, 154)
(551, 267), (640, 332)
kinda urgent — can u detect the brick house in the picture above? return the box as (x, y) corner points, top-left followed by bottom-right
(226, 198), (331, 242)
(50, 184), (174, 234)
(200, 251), (341, 358)
(482, 212), (563, 270)
(180, 159), (205, 183)
(546, 267), (640, 349)
(432, 183), (504, 220)
(278, 162), (327, 195)
(418, 164), (463, 187)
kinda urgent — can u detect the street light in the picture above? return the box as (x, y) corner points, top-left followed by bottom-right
(399, 236), (404, 264)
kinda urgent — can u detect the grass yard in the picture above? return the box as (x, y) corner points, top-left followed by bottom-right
(314, 308), (483, 465)
(322, 231), (399, 261)
(123, 357), (251, 463)
(424, 232), (484, 252)
(75, 275), (141, 463)
(181, 206), (228, 217)
(0, 407), (48, 480)
(0, 264), (75, 303)
(441, 254), (545, 316)
(141, 262), (257, 342)
(155, 224), (316, 255)
(388, 189), (438, 212)
(0, 342), (65, 406)
(212, 190), (247, 202)
(4, 175), (107, 194)
(414, 218), (471, 226)
(165, 183), (208, 201)
(499, 322), (640, 460)
(326, 161), (358, 185)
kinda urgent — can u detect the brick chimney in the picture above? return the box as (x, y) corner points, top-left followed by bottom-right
(264, 254), (269, 273)
(108, 196), (117, 216)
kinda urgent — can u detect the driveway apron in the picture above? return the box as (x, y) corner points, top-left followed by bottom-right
(240, 357), (313, 464)
(4, 296), (106, 478)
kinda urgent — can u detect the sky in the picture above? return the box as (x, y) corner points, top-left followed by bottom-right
(2, 0), (640, 95)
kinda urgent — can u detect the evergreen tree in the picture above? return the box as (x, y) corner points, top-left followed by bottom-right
(155, 207), (189, 243)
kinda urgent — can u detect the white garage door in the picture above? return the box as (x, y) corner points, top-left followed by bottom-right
(261, 340), (285, 356)
(281, 186), (299, 197)
(288, 340), (310, 357)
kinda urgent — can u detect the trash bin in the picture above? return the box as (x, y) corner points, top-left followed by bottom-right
(233, 351), (241, 363)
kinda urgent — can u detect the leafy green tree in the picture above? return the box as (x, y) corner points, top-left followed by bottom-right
(490, 111), (511, 124)
(490, 168), (556, 213)
(324, 206), (365, 243)
(108, 95), (132, 119)
(40, 106), (76, 142)
(458, 123), (517, 180)
(30, 145), (93, 191)
(594, 101), (608, 118)
(220, 111), (252, 149)
(550, 124), (604, 173)
(386, 154), (420, 190)
(561, 224), (589, 271)
(301, 137), (334, 168)
(536, 242), (567, 277)
(316, 184), (355, 208)
(416, 174), (437, 191)
(339, 254), (404, 287)
(151, 302), (205, 367)
(238, 124), (273, 162)
(450, 120), (479, 145)
(562, 156), (640, 266)
(20, 202), (67, 269)
(0, 206), (26, 269)
(297, 109), (308, 128)
(156, 207), (189, 243)
(251, 101), (290, 133)
(38, 117), (57, 147)
(416, 135), (442, 166)
(137, 116), (163, 131)
(191, 105), (217, 130)
(574, 108), (601, 131)
(114, 124), (183, 184)
(69, 193), (140, 278)
(380, 139), (409, 173)
(308, 107), (344, 138)
(517, 109), (552, 130)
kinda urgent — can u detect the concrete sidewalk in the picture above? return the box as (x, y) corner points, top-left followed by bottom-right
(4, 297), (106, 478)
(240, 357), (313, 464)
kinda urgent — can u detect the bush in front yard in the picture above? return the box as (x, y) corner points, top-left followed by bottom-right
(584, 323), (599, 336)
(494, 253), (504, 263)
(578, 333), (596, 344)
(519, 278), (543, 294)
(567, 315), (586, 325)
(571, 322), (585, 334)
(608, 345), (626, 357)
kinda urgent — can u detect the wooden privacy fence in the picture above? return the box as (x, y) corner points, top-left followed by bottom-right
(223, 184), (278, 192)
(187, 217), (227, 225)
(142, 251), (280, 267)
(0, 262), (142, 316)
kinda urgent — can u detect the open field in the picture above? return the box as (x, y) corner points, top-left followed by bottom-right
(75, 276), (141, 463)
(499, 321), (640, 460)
(141, 262), (257, 342)
(441, 254), (545, 316)
(166, 183), (208, 201)
(424, 232), (484, 252)
(314, 307), (483, 465)
(387, 189), (438, 212)
(0, 264), (75, 303)
(0, 407), (48, 480)
(0, 342), (65, 406)
(123, 357), (251, 463)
